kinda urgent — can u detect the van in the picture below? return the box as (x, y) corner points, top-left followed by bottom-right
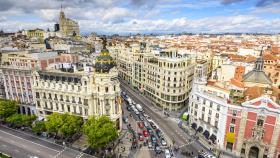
(136, 104), (143, 112)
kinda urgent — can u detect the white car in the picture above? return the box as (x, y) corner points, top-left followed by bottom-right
(148, 141), (153, 148)
(161, 139), (167, 146)
(147, 118), (153, 123)
(165, 149), (171, 158)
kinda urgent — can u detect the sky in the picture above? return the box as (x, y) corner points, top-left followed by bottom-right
(0, 0), (280, 34)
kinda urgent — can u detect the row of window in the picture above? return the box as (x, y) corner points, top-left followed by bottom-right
(36, 92), (88, 105)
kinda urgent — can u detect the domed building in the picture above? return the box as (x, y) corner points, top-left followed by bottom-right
(95, 49), (115, 73)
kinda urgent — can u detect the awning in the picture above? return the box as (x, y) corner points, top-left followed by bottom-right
(210, 134), (217, 143)
(191, 122), (197, 129)
(203, 130), (210, 139)
(197, 126), (203, 133)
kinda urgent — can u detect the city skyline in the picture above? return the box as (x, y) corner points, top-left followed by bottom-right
(0, 0), (280, 34)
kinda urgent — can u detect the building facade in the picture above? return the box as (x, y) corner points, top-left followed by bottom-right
(33, 50), (122, 129)
(0, 66), (36, 115)
(117, 47), (195, 111)
(59, 9), (80, 37)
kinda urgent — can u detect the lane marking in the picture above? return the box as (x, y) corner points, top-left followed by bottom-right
(14, 149), (19, 152)
(0, 130), (59, 153)
(2, 144), (7, 147)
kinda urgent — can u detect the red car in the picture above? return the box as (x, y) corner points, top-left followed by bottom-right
(143, 129), (149, 137)
(138, 122), (144, 128)
(138, 134), (144, 141)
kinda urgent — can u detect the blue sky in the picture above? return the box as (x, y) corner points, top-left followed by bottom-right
(0, 0), (280, 34)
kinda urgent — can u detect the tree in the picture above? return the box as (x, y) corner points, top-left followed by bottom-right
(0, 99), (18, 119)
(45, 113), (83, 138)
(59, 113), (83, 138)
(6, 114), (37, 127)
(32, 121), (46, 134)
(83, 115), (118, 149)
(45, 113), (64, 134)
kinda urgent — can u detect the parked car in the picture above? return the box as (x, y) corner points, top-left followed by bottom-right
(164, 149), (171, 158)
(138, 122), (144, 128)
(143, 129), (149, 137)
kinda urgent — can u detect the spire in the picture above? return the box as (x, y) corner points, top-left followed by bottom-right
(254, 46), (264, 71)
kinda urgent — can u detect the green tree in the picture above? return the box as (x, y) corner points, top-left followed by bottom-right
(45, 113), (83, 138)
(32, 121), (46, 134)
(6, 114), (37, 127)
(0, 99), (18, 119)
(59, 113), (83, 138)
(83, 115), (118, 149)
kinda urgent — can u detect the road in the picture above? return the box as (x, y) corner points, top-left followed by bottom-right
(120, 80), (210, 157)
(0, 125), (93, 158)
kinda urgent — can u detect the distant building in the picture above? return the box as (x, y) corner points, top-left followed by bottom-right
(59, 8), (80, 37)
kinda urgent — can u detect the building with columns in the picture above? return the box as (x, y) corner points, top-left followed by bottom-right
(117, 45), (195, 111)
(32, 49), (122, 129)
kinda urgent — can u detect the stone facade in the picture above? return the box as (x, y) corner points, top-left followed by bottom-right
(117, 48), (195, 111)
(32, 64), (122, 129)
(59, 10), (80, 37)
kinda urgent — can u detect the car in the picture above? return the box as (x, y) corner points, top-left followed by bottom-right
(143, 113), (150, 119)
(161, 138), (167, 146)
(150, 122), (157, 129)
(138, 134), (144, 141)
(147, 128), (153, 135)
(144, 121), (149, 127)
(156, 129), (163, 138)
(139, 115), (145, 121)
(196, 153), (217, 158)
(135, 104), (143, 112)
(154, 145), (162, 154)
(138, 122), (144, 128)
(148, 141), (153, 148)
(143, 129), (149, 137)
(147, 118), (153, 123)
(127, 106), (132, 111)
(164, 149), (171, 158)
(151, 136), (157, 144)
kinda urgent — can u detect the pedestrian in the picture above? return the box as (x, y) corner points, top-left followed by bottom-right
(191, 151), (193, 155)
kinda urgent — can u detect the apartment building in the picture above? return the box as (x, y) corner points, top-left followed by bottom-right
(0, 51), (79, 115)
(117, 44), (195, 111)
(32, 50), (122, 129)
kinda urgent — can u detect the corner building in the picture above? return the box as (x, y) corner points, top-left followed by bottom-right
(117, 47), (195, 111)
(33, 49), (122, 129)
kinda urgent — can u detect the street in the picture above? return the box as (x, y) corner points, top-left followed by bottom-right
(0, 125), (93, 158)
(120, 80), (210, 157)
